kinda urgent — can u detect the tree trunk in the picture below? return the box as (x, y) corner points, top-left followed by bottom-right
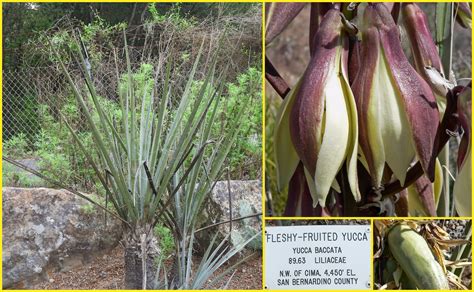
(123, 229), (158, 289)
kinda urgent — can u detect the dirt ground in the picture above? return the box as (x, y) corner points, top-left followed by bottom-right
(32, 245), (262, 290)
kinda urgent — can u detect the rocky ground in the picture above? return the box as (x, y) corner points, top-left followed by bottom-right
(4, 185), (262, 289)
(436, 219), (470, 239)
(32, 245), (262, 290)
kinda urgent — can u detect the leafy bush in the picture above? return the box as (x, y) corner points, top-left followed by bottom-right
(225, 67), (261, 178)
(147, 3), (197, 29)
(47, 15), (126, 65)
(3, 133), (30, 158)
(3, 92), (41, 146)
(188, 67), (261, 179)
(154, 224), (175, 259)
(34, 127), (72, 187)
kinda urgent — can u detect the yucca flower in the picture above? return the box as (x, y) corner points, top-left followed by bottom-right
(275, 8), (359, 208)
(402, 3), (453, 116)
(352, 3), (440, 189)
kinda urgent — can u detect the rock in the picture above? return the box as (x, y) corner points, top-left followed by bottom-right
(2, 187), (123, 288)
(436, 219), (468, 240)
(196, 180), (262, 253)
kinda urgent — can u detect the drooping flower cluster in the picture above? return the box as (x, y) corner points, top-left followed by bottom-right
(267, 3), (471, 217)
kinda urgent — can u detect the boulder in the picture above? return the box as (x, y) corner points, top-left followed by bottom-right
(2, 187), (123, 288)
(196, 180), (262, 253)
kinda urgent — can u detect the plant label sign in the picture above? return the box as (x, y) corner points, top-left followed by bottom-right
(265, 225), (371, 290)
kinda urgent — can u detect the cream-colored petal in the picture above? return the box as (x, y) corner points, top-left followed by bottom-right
(435, 93), (447, 119)
(368, 50), (415, 186)
(341, 63), (361, 202)
(314, 70), (350, 204)
(274, 83), (301, 190)
(433, 158), (443, 208)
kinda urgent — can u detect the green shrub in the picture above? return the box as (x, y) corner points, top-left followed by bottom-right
(3, 133), (30, 158)
(225, 67), (261, 178)
(34, 129), (72, 187)
(147, 3), (197, 29)
(154, 224), (175, 259)
(188, 67), (261, 179)
(5, 93), (41, 145)
(30, 85), (126, 192)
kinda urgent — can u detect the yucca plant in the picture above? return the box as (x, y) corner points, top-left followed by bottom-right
(47, 30), (257, 289)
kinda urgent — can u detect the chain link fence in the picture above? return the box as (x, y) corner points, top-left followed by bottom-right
(1, 55), (255, 191)
(4, 68), (65, 145)
(2, 53), (254, 192)
(2, 61), (145, 191)
(2, 57), (162, 144)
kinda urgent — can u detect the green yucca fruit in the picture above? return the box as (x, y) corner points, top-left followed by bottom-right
(388, 223), (449, 290)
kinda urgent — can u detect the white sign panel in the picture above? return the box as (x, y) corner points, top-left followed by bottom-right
(265, 225), (371, 290)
